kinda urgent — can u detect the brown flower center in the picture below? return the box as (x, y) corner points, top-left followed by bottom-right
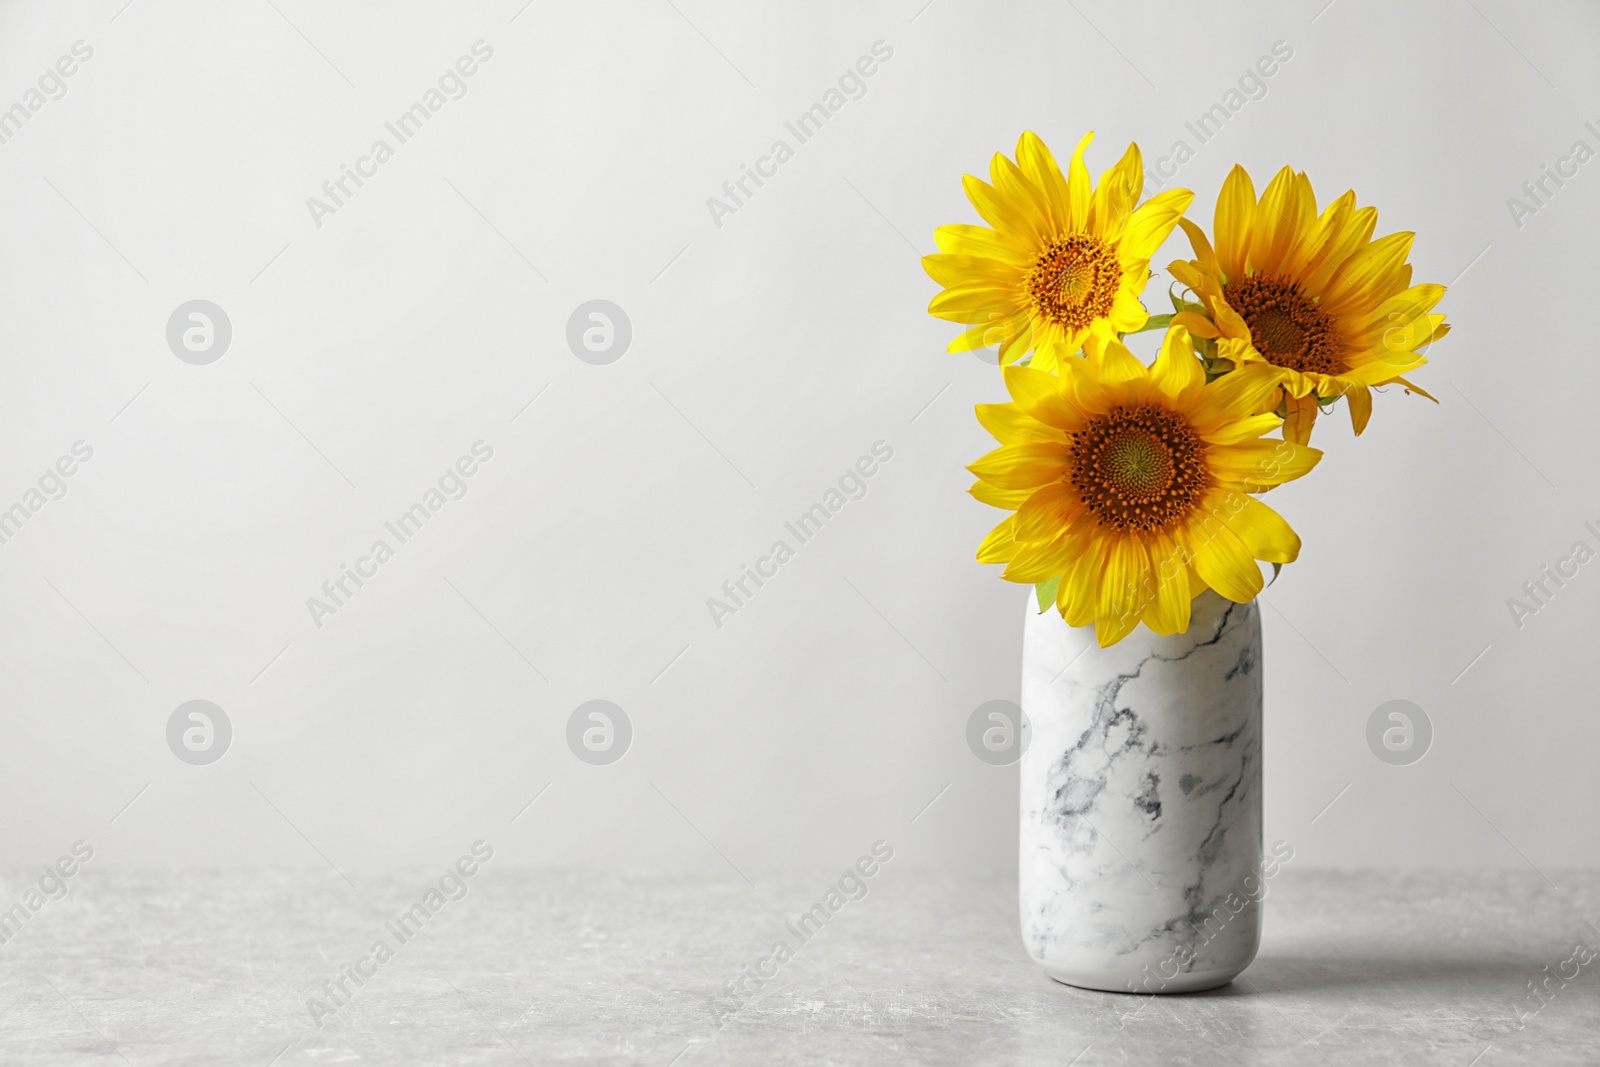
(1071, 405), (1209, 532)
(1027, 234), (1120, 332)
(1222, 274), (1345, 375)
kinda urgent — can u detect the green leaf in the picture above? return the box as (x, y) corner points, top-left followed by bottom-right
(1167, 282), (1205, 315)
(1267, 562), (1284, 588)
(1127, 313), (1174, 335)
(1035, 576), (1060, 613)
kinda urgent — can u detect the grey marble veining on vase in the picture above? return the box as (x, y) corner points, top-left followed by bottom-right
(1021, 590), (1265, 993)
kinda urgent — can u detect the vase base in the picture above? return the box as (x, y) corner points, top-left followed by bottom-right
(1041, 965), (1246, 995)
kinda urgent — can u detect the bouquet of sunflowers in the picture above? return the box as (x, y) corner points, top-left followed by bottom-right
(924, 132), (1448, 647)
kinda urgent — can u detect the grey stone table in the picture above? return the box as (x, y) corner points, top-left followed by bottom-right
(2, 868), (1596, 1065)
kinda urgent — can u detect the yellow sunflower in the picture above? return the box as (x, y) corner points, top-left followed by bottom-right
(1168, 165), (1449, 442)
(969, 327), (1321, 646)
(923, 131), (1194, 373)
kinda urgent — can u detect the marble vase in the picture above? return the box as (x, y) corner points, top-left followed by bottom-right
(1019, 589), (1264, 994)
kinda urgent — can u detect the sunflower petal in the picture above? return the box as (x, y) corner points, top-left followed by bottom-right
(963, 173), (1037, 243)
(948, 308), (1029, 353)
(1417, 315), (1449, 350)
(1321, 230), (1415, 316)
(1189, 522), (1264, 603)
(1352, 283), (1447, 362)
(928, 283), (1016, 320)
(1199, 412), (1282, 445)
(1013, 482), (1081, 542)
(968, 442), (1067, 489)
(1187, 361), (1287, 430)
(998, 319), (1038, 365)
(976, 516), (1018, 563)
(1090, 141), (1143, 238)
(1015, 131), (1072, 230)
(1208, 439), (1322, 490)
(990, 152), (1054, 241)
(1222, 495), (1301, 564)
(969, 480), (1033, 511)
(1064, 131), (1093, 232)
(975, 401), (1064, 445)
(1142, 531), (1192, 635)
(1120, 187), (1195, 265)
(1247, 166), (1307, 277)
(1003, 365), (1080, 428)
(1214, 165), (1257, 280)
(1209, 295), (1253, 342)
(1346, 385), (1372, 435)
(1176, 217), (1219, 276)
(921, 253), (1022, 288)
(1055, 536), (1104, 628)
(1095, 535), (1151, 646)
(1167, 259), (1205, 293)
(1282, 393), (1319, 444)
(1393, 375), (1438, 402)
(1089, 336), (1147, 385)
(1108, 286), (1150, 333)
(1151, 324), (1205, 401)
(1303, 203), (1377, 294)
(1170, 310), (1219, 339)
(1003, 528), (1083, 582)
(1281, 188), (1351, 280)
(933, 224), (1033, 266)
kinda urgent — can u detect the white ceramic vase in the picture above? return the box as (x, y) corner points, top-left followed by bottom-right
(1019, 589), (1265, 993)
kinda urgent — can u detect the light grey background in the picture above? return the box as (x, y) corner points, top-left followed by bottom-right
(0, 0), (1594, 880)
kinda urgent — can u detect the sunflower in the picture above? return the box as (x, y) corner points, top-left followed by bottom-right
(969, 327), (1322, 646)
(1168, 165), (1449, 442)
(923, 131), (1194, 373)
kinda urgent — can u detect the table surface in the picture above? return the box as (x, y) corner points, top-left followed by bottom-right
(2, 867), (1596, 1066)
